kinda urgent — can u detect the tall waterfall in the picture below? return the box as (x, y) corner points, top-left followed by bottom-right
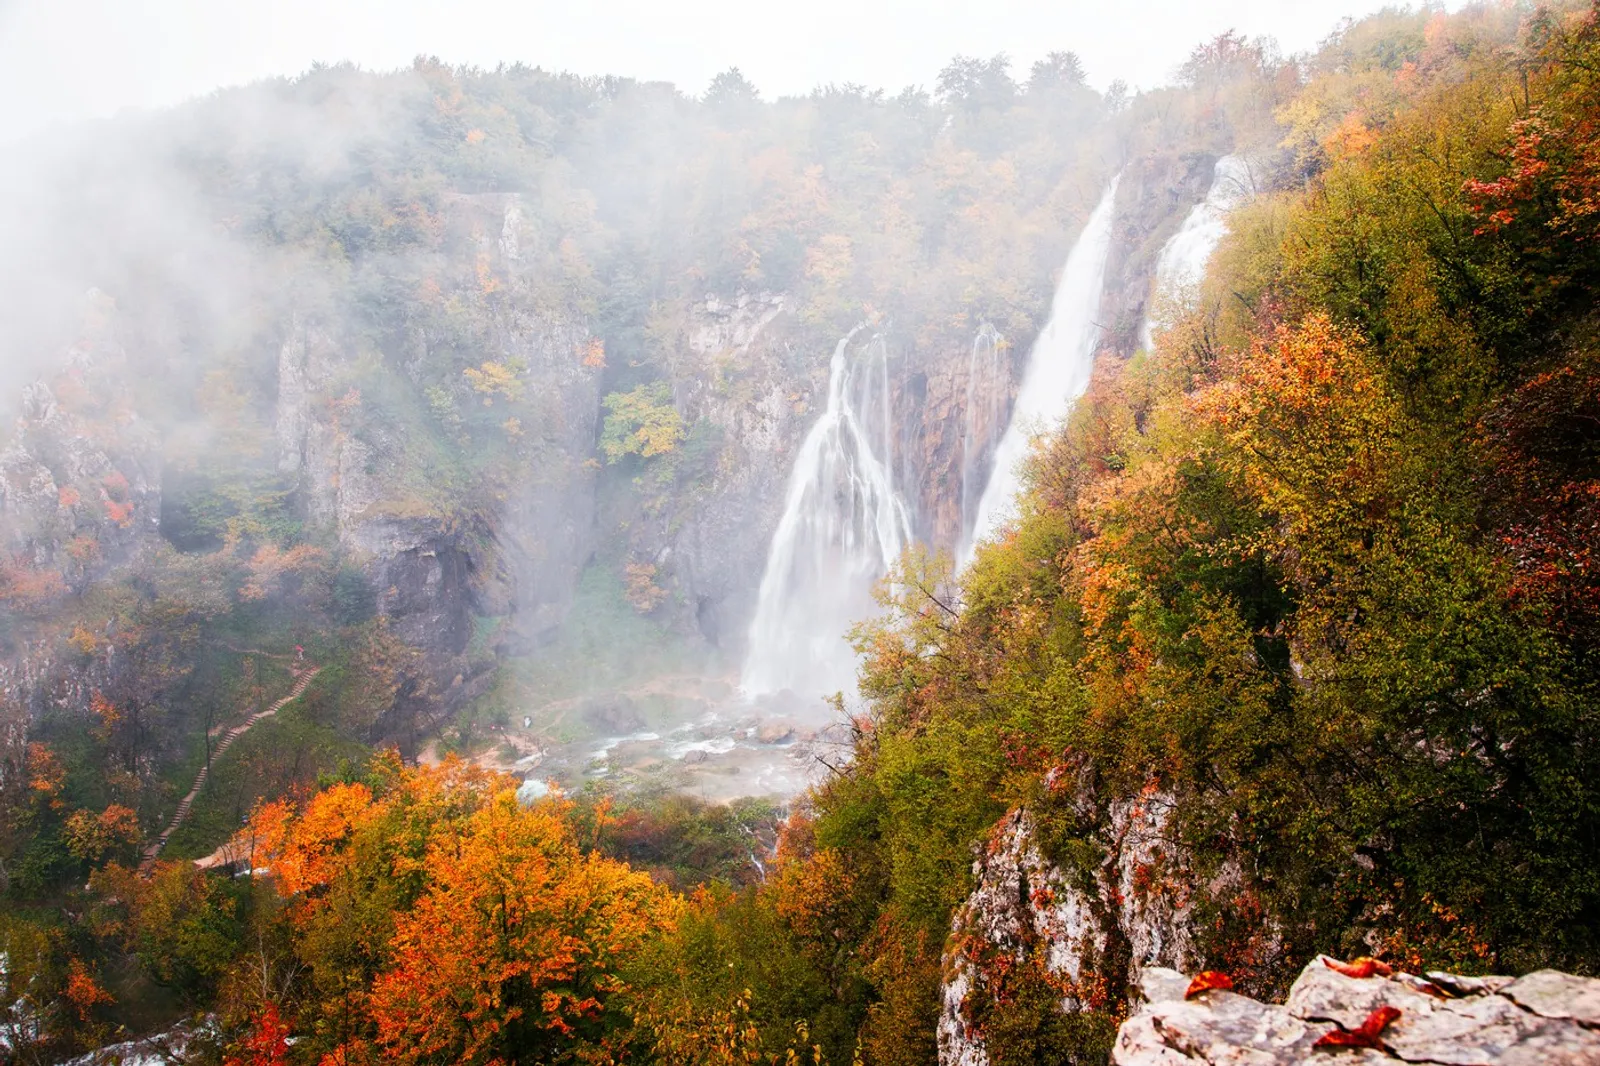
(963, 177), (1121, 560)
(959, 322), (1007, 540)
(1138, 155), (1254, 350)
(741, 328), (912, 698)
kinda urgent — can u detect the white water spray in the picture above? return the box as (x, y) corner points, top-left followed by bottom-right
(959, 322), (1007, 539)
(1138, 155), (1254, 350)
(963, 177), (1121, 560)
(741, 329), (912, 698)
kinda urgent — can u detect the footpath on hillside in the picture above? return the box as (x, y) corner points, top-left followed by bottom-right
(138, 659), (321, 874)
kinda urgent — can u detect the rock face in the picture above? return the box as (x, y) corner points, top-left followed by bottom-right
(650, 291), (805, 647)
(894, 323), (1017, 552)
(272, 195), (602, 720)
(944, 797), (1600, 1066)
(1101, 151), (1220, 358)
(0, 291), (161, 583)
(1116, 959), (1600, 1065)
(939, 809), (1112, 1066)
(0, 295), (163, 800)
(939, 778), (1282, 1066)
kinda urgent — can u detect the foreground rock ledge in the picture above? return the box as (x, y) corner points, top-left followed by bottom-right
(1115, 957), (1600, 1065)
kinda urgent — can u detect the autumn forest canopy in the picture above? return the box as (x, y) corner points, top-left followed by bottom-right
(3, 2), (1600, 1064)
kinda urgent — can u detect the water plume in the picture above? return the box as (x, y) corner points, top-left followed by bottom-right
(741, 328), (911, 697)
(964, 176), (1120, 560)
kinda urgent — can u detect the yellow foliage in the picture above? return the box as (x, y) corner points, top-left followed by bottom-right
(805, 234), (855, 287)
(63, 803), (141, 862)
(69, 624), (99, 656)
(462, 360), (525, 405)
(475, 250), (499, 294)
(624, 562), (668, 613)
(601, 384), (685, 462)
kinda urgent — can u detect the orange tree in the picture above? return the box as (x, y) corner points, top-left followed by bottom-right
(234, 753), (680, 1066)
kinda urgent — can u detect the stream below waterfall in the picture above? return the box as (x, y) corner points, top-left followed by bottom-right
(452, 680), (850, 804)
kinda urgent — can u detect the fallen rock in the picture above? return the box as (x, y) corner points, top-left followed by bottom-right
(756, 720), (797, 744)
(1114, 958), (1600, 1065)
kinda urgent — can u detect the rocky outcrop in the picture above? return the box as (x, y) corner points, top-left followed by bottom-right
(273, 195), (602, 689)
(0, 291), (161, 584)
(1116, 959), (1600, 1065)
(1101, 152), (1216, 358)
(894, 323), (1016, 551)
(939, 780), (1277, 1066)
(944, 789), (1600, 1066)
(650, 291), (803, 647)
(940, 808), (1113, 1066)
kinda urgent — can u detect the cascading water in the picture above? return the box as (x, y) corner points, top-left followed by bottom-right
(963, 177), (1121, 560)
(741, 328), (912, 698)
(959, 322), (1007, 541)
(1138, 154), (1254, 350)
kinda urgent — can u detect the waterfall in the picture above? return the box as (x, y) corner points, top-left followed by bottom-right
(959, 322), (1007, 541)
(741, 328), (912, 698)
(963, 177), (1121, 560)
(1138, 154), (1254, 350)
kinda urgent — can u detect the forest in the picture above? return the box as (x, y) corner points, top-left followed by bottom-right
(2, 2), (1599, 1064)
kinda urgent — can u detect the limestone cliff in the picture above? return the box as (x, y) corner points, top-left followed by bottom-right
(0, 293), (163, 801)
(939, 774), (1280, 1066)
(1101, 151), (1218, 359)
(272, 195), (603, 724)
(647, 291), (806, 648)
(0, 291), (161, 585)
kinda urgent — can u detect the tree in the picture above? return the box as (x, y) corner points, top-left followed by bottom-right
(237, 758), (679, 1065)
(705, 67), (761, 108)
(62, 805), (140, 866)
(362, 793), (678, 1064)
(937, 55), (1018, 112)
(1028, 51), (1086, 92)
(600, 384), (685, 463)
(91, 861), (245, 998)
(937, 55), (1019, 153)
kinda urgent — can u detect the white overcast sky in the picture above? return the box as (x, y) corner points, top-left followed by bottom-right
(0, 0), (1452, 144)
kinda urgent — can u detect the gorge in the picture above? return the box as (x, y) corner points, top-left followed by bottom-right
(5, 3), (1600, 1064)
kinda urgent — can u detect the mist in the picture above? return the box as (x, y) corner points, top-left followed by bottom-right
(0, 2), (1421, 805)
(10, 2), (1598, 1061)
(0, 1), (1463, 144)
